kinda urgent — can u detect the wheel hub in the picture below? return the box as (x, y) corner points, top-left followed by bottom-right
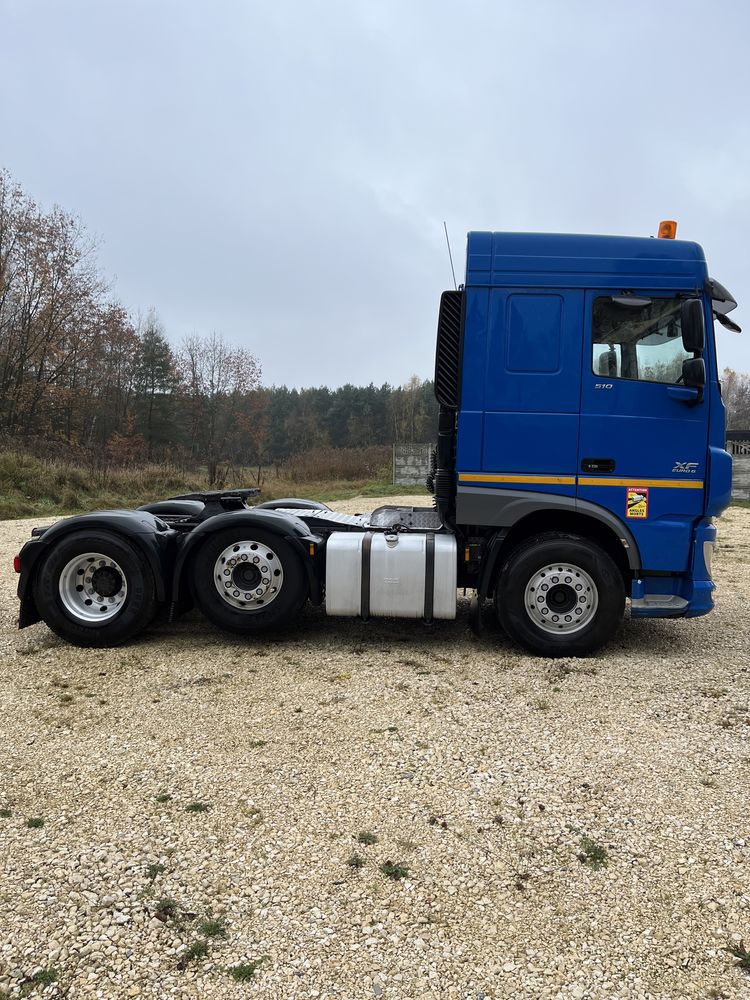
(58, 553), (129, 624)
(213, 540), (284, 610)
(523, 562), (598, 635)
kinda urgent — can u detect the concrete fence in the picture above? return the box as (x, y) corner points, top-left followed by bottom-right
(729, 433), (750, 499)
(393, 443), (433, 486)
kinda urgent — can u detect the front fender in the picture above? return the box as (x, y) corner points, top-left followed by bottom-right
(170, 508), (323, 615)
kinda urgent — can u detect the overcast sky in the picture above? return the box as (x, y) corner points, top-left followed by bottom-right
(3, 0), (749, 387)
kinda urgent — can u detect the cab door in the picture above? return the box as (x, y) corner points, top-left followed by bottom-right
(577, 291), (709, 571)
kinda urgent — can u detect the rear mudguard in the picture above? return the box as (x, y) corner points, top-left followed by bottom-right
(169, 508), (324, 618)
(16, 511), (175, 628)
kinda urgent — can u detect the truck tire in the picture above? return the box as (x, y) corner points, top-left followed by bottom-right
(495, 533), (625, 657)
(32, 530), (157, 647)
(191, 527), (308, 635)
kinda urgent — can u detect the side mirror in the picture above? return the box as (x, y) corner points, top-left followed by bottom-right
(682, 357), (706, 400)
(681, 299), (705, 353)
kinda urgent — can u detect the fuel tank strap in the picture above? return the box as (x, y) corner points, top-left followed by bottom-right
(424, 533), (435, 622)
(361, 532), (373, 620)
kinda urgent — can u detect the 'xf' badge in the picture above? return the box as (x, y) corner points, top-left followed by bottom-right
(672, 461), (699, 474)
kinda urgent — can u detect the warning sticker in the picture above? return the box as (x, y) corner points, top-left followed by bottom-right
(626, 486), (649, 519)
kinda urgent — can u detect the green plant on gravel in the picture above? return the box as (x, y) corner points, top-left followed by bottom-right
(380, 860), (409, 880)
(198, 919), (228, 938)
(154, 898), (179, 921)
(155, 792), (172, 803)
(578, 835), (608, 869)
(248, 739), (267, 749)
(178, 940), (209, 967)
(26, 817), (44, 829)
(185, 801), (211, 813)
(0, 808), (11, 818)
(29, 968), (58, 986)
(146, 862), (166, 882)
(357, 831), (378, 845)
(727, 939), (750, 973)
(229, 957), (269, 982)
(347, 853), (365, 870)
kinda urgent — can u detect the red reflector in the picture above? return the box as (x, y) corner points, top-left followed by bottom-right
(13, 554), (21, 573)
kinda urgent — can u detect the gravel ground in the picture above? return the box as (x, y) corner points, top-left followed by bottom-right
(0, 498), (749, 1000)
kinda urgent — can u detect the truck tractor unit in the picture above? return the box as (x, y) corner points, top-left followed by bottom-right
(14, 226), (738, 656)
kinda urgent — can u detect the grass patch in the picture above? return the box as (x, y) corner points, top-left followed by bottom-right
(155, 792), (173, 803)
(357, 831), (378, 846)
(380, 860), (410, 880)
(0, 808), (11, 818)
(229, 958), (268, 982)
(347, 853), (365, 870)
(185, 801), (211, 813)
(198, 918), (228, 938)
(578, 835), (608, 869)
(146, 862), (167, 882)
(0, 448), (427, 520)
(248, 739), (267, 749)
(26, 817), (44, 829)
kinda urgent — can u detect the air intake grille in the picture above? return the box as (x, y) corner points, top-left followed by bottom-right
(434, 290), (464, 409)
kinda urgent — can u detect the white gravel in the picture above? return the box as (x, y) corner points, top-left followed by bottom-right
(0, 498), (749, 999)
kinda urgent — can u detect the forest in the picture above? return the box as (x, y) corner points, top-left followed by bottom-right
(0, 169), (438, 485)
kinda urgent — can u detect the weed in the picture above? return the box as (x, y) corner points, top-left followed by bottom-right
(532, 696), (550, 711)
(59, 693), (74, 704)
(578, 835), (608, 869)
(396, 838), (418, 851)
(154, 898), (179, 921)
(155, 793), (172, 803)
(146, 862), (166, 882)
(178, 940), (209, 968)
(198, 919), (228, 938)
(357, 831), (378, 845)
(727, 939), (750, 972)
(248, 740), (267, 749)
(347, 853), (365, 870)
(0, 808), (11, 818)
(185, 801), (211, 813)
(26, 817), (44, 829)
(29, 968), (58, 985)
(229, 957), (268, 982)
(380, 860), (409, 880)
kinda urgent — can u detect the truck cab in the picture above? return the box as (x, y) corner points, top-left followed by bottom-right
(432, 230), (733, 649)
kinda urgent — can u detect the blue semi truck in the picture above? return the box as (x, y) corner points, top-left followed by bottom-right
(14, 226), (738, 656)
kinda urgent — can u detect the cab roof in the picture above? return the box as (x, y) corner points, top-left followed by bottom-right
(465, 231), (708, 292)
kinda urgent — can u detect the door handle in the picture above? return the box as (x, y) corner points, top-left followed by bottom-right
(667, 385), (701, 404)
(581, 458), (615, 473)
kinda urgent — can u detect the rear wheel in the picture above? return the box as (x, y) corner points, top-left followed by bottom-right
(495, 533), (625, 657)
(33, 530), (157, 647)
(191, 528), (308, 635)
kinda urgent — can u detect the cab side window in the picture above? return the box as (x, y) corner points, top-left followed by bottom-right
(592, 297), (691, 385)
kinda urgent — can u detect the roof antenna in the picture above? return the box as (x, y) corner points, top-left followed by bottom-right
(443, 221), (457, 291)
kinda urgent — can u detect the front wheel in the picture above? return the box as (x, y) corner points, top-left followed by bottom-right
(191, 528), (308, 635)
(495, 533), (625, 657)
